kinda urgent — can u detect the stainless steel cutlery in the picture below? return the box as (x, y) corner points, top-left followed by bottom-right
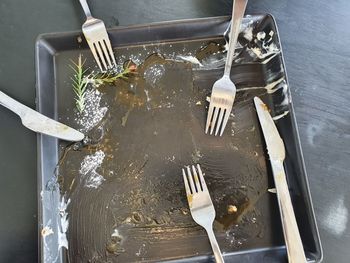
(182, 164), (224, 263)
(0, 90), (84, 141)
(78, 0), (116, 71)
(205, 0), (248, 136)
(254, 97), (307, 263)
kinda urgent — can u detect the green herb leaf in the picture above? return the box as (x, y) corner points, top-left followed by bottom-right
(91, 61), (137, 85)
(70, 55), (88, 113)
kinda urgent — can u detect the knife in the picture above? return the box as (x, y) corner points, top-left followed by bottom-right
(0, 90), (84, 142)
(254, 97), (306, 263)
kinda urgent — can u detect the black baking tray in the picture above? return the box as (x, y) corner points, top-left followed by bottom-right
(36, 15), (322, 263)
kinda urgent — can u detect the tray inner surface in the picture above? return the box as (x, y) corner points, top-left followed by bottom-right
(37, 15), (320, 263)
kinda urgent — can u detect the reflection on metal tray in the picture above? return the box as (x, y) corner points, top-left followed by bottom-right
(36, 15), (322, 263)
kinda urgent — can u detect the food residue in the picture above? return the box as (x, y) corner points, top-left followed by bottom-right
(41, 226), (54, 237)
(228, 205), (238, 214)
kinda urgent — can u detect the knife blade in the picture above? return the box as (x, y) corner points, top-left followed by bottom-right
(0, 90), (84, 142)
(254, 96), (306, 263)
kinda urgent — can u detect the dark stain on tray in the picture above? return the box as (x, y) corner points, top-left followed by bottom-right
(53, 29), (285, 262)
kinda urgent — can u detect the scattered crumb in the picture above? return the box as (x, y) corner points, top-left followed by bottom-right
(257, 31), (266, 41)
(268, 188), (277, 194)
(180, 208), (189, 215)
(106, 234), (124, 255)
(41, 226), (54, 237)
(196, 101), (202, 106)
(228, 205), (238, 214)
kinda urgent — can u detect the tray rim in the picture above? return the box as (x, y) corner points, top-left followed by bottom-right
(35, 14), (323, 263)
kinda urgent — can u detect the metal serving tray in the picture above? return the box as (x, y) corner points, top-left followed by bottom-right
(36, 15), (322, 263)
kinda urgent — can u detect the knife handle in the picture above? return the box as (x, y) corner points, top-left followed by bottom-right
(271, 160), (307, 263)
(0, 90), (27, 117)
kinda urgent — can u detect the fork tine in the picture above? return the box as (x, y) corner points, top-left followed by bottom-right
(88, 42), (103, 71)
(100, 40), (112, 69)
(186, 166), (197, 193)
(182, 168), (192, 196)
(210, 107), (219, 135)
(215, 108), (225, 136)
(205, 104), (214, 134)
(196, 164), (208, 191)
(220, 107), (232, 136)
(191, 165), (202, 192)
(94, 42), (108, 71)
(104, 39), (116, 67)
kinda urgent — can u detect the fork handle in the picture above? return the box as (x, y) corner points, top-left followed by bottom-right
(78, 0), (92, 18)
(224, 0), (248, 77)
(206, 227), (224, 263)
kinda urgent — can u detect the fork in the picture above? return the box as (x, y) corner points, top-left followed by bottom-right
(205, 0), (248, 136)
(78, 0), (116, 71)
(182, 164), (224, 263)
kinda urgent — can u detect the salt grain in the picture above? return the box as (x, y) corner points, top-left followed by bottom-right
(79, 150), (106, 188)
(143, 64), (165, 86)
(76, 88), (108, 133)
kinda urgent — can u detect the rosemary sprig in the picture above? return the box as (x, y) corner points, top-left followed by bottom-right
(92, 61), (137, 85)
(69, 58), (137, 112)
(69, 55), (89, 113)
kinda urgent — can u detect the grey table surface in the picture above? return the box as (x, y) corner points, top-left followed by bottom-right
(0, 0), (349, 262)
